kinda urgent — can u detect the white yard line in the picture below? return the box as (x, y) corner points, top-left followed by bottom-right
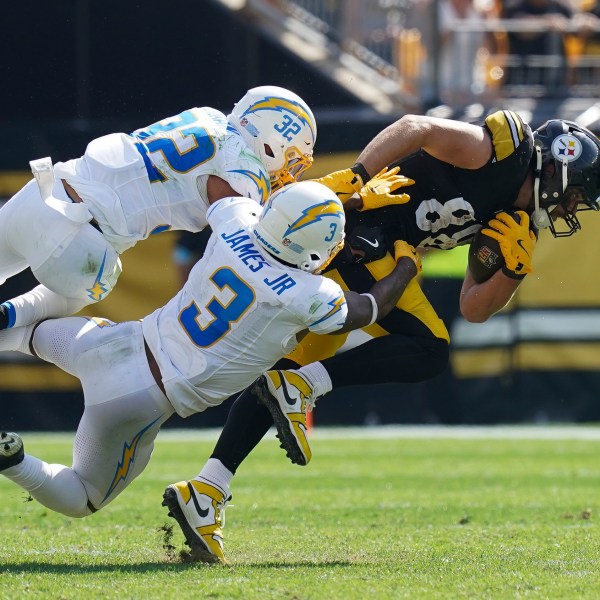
(157, 425), (600, 442)
(19, 425), (600, 444)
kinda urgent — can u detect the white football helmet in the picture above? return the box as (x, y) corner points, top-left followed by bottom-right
(253, 181), (345, 273)
(228, 85), (317, 192)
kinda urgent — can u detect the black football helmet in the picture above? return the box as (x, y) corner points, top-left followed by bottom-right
(532, 119), (600, 237)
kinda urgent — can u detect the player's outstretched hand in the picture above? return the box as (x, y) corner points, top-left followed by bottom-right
(358, 167), (414, 212)
(311, 168), (364, 203)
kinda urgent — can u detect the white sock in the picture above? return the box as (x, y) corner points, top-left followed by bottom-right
(197, 458), (233, 494)
(2, 454), (91, 517)
(0, 324), (36, 354)
(5, 285), (87, 329)
(297, 361), (332, 399)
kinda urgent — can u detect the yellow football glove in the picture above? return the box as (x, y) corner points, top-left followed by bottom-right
(311, 167), (365, 203)
(394, 240), (422, 273)
(358, 167), (414, 211)
(481, 210), (537, 278)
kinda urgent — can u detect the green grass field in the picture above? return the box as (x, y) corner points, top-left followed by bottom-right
(1, 427), (599, 599)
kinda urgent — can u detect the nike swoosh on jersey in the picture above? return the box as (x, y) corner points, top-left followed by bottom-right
(516, 239), (530, 256)
(356, 235), (379, 248)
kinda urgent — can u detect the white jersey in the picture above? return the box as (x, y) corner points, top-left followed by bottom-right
(54, 107), (271, 253)
(141, 197), (348, 417)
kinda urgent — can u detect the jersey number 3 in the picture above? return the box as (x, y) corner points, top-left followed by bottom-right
(179, 267), (255, 348)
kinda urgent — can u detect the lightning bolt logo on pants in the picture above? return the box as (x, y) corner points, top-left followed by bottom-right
(86, 251), (110, 302)
(102, 417), (160, 503)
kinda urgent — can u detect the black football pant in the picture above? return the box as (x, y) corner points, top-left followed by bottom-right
(211, 333), (448, 473)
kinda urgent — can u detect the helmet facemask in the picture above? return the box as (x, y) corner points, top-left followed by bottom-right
(313, 238), (345, 274)
(532, 120), (600, 237)
(269, 147), (314, 192)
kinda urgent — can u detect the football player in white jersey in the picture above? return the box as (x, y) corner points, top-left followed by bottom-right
(0, 180), (422, 564)
(0, 85), (318, 335)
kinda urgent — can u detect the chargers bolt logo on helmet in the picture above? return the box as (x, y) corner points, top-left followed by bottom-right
(253, 181), (345, 273)
(240, 96), (315, 143)
(283, 200), (344, 236)
(229, 86), (317, 192)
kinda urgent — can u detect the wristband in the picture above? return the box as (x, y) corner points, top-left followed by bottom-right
(361, 292), (378, 326)
(501, 265), (526, 280)
(351, 162), (371, 184)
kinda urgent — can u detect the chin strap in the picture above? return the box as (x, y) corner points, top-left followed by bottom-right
(531, 145), (551, 230)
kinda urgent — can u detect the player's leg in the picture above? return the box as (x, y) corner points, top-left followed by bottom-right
(38, 318), (173, 510)
(0, 286), (91, 338)
(255, 270), (451, 464)
(162, 359), (304, 565)
(0, 179), (121, 330)
(0, 180), (43, 286)
(0, 316), (99, 515)
(162, 394), (269, 565)
(0, 319), (173, 517)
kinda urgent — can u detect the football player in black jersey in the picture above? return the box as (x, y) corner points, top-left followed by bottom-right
(164, 111), (600, 563)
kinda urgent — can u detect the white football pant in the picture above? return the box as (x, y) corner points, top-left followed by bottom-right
(2, 318), (174, 517)
(0, 179), (121, 327)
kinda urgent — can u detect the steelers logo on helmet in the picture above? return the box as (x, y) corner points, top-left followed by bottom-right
(551, 134), (583, 162)
(532, 119), (600, 236)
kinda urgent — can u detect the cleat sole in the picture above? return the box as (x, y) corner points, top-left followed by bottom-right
(162, 487), (222, 564)
(253, 378), (307, 466)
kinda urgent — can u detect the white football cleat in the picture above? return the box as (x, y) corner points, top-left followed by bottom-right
(162, 478), (230, 564)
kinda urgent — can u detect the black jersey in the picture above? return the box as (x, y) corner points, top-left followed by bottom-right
(343, 110), (533, 252)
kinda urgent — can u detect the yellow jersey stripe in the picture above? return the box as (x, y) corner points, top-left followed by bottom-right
(485, 110), (525, 162)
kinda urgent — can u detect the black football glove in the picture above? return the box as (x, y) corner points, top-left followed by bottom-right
(343, 225), (387, 264)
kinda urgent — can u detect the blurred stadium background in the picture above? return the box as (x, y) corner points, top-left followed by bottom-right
(2, 0), (600, 430)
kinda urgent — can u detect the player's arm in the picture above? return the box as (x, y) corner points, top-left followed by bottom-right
(206, 175), (242, 204)
(461, 210), (537, 323)
(356, 114), (493, 176)
(460, 269), (523, 323)
(336, 241), (421, 333)
(315, 115), (491, 210)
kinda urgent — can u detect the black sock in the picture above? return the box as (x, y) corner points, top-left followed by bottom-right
(210, 386), (273, 474)
(0, 305), (9, 330)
